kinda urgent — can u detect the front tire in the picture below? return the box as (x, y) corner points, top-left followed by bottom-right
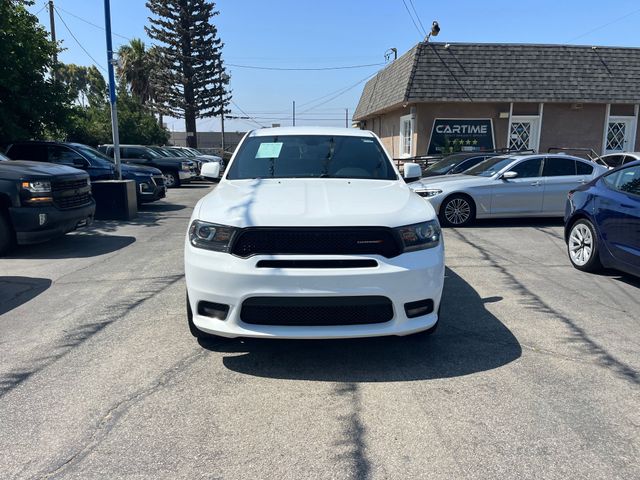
(439, 194), (475, 227)
(567, 219), (602, 272)
(187, 293), (222, 342)
(164, 171), (180, 188)
(0, 211), (15, 257)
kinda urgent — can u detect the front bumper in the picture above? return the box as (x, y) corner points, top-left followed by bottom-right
(185, 244), (445, 339)
(179, 170), (194, 181)
(137, 176), (167, 203)
(9, 201), (96, 245)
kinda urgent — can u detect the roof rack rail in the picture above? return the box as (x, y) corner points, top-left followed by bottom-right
(547, 147), (611, 167)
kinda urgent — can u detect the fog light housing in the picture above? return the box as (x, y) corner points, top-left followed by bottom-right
(404, 299), (434, 318)
(197, 301), (230, 320)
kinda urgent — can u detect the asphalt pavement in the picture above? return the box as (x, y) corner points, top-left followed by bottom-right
(1, 182), (638, 479)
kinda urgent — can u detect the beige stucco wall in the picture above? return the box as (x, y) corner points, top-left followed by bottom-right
(538, 103), (607, 155)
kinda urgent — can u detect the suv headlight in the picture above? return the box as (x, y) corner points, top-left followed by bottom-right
(188, 220), (238, 252)
(394, 220), (441, 252)
(181, 161), (191, 170)
(21, 180), (51, 193)
(413, 188), (443, 198)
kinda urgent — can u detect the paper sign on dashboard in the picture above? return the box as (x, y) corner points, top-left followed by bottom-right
(255, 142), (283, 158)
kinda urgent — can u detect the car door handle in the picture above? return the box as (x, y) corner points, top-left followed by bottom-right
(530, 181), (541, 186)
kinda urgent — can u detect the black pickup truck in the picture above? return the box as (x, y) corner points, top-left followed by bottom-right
(0, 153), (95, 255)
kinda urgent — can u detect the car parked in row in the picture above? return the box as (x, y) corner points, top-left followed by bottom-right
(421, 152), (500, 177)
(600, 152), (640, 169)
(4, 141), (166, 205)
(0, 152), (95, 255)
(98, 144), (196, 187)
(565, 160), (640, 277)
(410, 154), (608, 227)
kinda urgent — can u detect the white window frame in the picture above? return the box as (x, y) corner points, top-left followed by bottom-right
(602, 104), (638, 154)
(506, 103), (543, 153)
(399, 114), (414, 158)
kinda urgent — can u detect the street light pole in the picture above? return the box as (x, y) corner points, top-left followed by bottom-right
(103, 0), (121, 179)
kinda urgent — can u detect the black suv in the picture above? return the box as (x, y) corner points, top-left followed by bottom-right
(98, 144), (196, 187)
(0, 152), (95, 255)
(5, 142), (166, 204)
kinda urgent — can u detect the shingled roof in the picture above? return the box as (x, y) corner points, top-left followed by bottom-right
(353, 42), (640, 120)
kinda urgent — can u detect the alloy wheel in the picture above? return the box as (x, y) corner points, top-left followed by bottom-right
(568, 224), (593, 266)
(444, 198), (471, 225)
(165, 173), (177, 187)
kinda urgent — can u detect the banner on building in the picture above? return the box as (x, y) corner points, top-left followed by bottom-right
(428, 119), (495, 155)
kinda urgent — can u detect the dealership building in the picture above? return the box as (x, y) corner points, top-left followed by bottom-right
(353, 42), (640, 159)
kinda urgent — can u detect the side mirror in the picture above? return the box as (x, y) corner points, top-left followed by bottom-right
(403, 162), (422, 183)
(501, 171), (518, 180)
(201, 162), (221, 180)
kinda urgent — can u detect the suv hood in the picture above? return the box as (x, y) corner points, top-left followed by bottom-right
(0, 160), (87, 179)
(120, 163), (162, 176)
(196, 179), (436, 228)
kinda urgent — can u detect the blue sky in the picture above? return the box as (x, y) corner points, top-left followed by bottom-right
(30, 0), (640, 133)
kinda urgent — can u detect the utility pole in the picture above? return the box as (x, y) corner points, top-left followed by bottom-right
(48, 0), (57, 76)
(220, 72), (229, 155)
(345, 108), (349, 128)
(103, 0), (121, 179)
(292, 101), (296, 127)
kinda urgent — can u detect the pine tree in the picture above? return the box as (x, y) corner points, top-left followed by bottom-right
(145, 0), (231, 148)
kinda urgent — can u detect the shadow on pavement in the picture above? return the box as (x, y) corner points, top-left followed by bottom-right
(6, 234), (135, 259)
(199, 268), (522, 382)
(138, 202), (186, 212)
(456, 218), (564, 229)
(0, 276), (52, 316)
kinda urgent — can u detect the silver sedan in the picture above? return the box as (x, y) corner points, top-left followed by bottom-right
(409, 154), (608, 227)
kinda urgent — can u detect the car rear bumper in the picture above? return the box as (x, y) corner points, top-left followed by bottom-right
(9, 201), (96, 245)
(185, 244), (445, 339)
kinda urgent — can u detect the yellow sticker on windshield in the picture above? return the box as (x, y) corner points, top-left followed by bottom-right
(256, 142), (283, 158)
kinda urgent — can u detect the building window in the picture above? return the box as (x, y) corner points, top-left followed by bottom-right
(399, 114), (413, 157)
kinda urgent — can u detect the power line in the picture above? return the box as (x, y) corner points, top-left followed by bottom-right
(298, 72), (377, 115)
(53, 7), (107, 72)
(567, 7), (640, 42)
(55, 5), (132, 41)
(408, 0), (427, 37)
(34, 1), (48, 16)
(400, 0), (425, 38)
(225, 62), (385, 71)
(230, 100), (265, 128)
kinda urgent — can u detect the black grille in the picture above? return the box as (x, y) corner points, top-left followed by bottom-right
(54, 192), (92, 210)
(256, 259), (378, 269)
(231, 228), (401, 258)
(52, 179), (87, 192)
(153, 175), (165, 187)
(240, 296), (394, 326)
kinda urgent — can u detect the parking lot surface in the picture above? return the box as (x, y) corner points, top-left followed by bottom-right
(1, 183), (638, 480)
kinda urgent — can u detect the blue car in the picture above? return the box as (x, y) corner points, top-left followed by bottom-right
(565, 160), (640, 277)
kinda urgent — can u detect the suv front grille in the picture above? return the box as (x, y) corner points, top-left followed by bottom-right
(152, 175), (165, 187)
(230, 228), (401, 258)
(240, 296), (394, 326)
(52, 178), (92, 210)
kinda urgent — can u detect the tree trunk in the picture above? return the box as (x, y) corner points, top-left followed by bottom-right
(184, 109), (197, 148)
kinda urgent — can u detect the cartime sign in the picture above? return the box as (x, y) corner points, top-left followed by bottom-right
(428, 119), (495, 154)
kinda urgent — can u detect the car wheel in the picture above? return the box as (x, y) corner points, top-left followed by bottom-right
(0, 211), (15, 256)
(164, 171), (180, 188)
(567, 219), (602, 272)
(439, 194), (475, 227)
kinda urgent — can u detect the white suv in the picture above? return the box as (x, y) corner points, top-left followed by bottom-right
(184, 127), (444, 340)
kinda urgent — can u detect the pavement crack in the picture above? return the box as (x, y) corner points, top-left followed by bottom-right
(37, 350), (206, 480)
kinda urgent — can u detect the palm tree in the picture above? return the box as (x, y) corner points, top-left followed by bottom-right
(117, 38), (151, 103)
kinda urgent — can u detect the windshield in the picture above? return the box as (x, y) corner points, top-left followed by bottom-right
(425, 155), (468, 174)
(226, 135), (397, 180)
(73, 144), (115, 165)
(464, 156), (516, 177)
